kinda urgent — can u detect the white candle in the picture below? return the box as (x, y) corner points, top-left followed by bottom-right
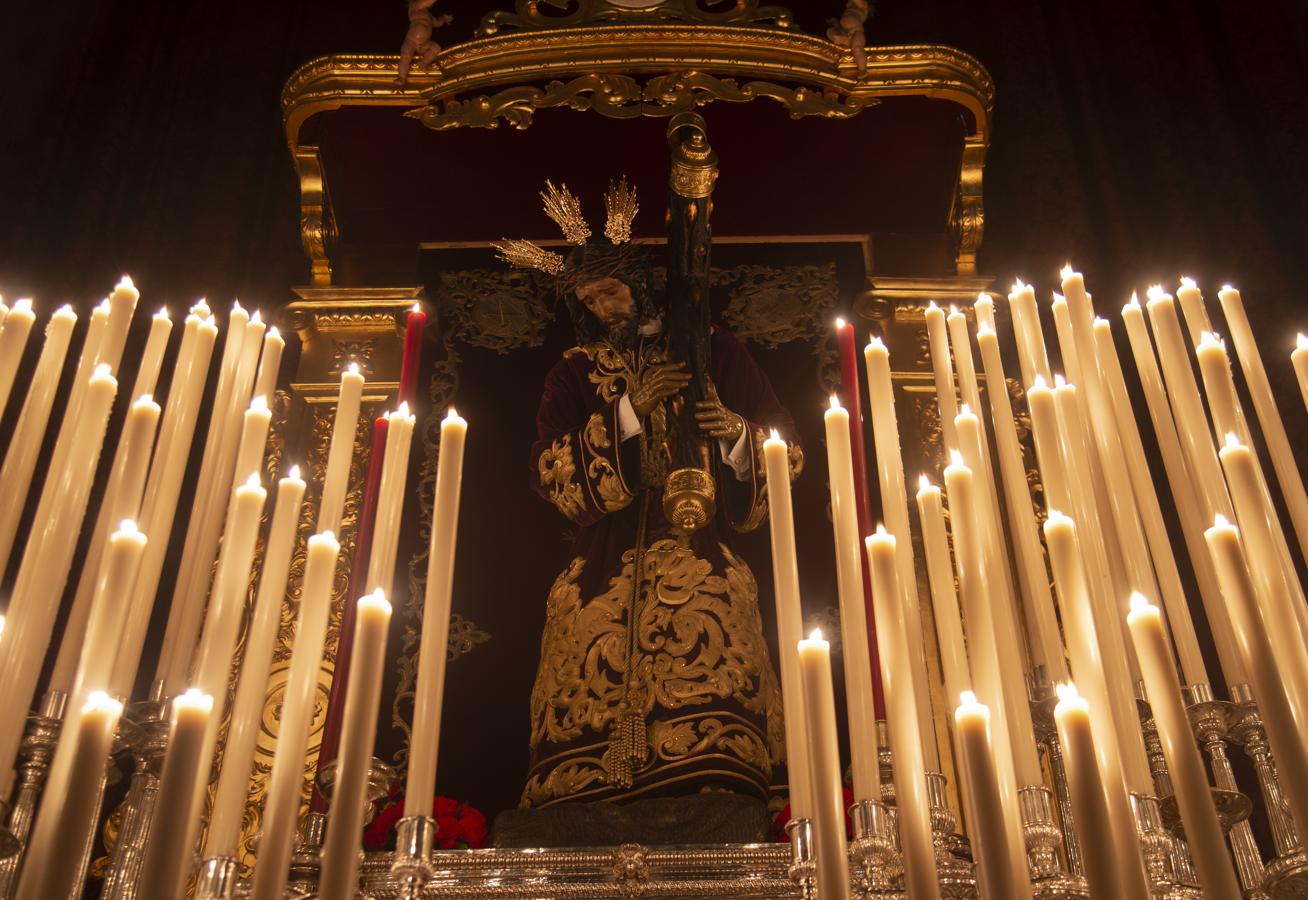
(1091, 318), (1208, 687)
(138, 689), (214, 900)
(250, 530), (341, 900)
(975, 324), (1066, 681)
(367, 403), (416, 596)
(97, 274), (140, 377)
(0, 297), (35, 415)
(916, 478), (969, 707)
(1043, 514), (1152, 896)
(954, 692), (1033, 900)
(132, 307), (174, 398)
(823, 397), (880, 802)
(320, 590), (394, 900)
(1126, 594), (1241, 898)
(0, 304), (76, 573)
(49, 395), (161, 693)
(1224, 294), (1308, 577)
(1293, 334), (1308, 416)
(1206, 517), (1308, 839)
(0, 364), (117, 788)
(1054, 683), (1145, 900)
(762, 429), (812, 820)
(946, 305), (983, 416)
(1005, 279), (1052, 388)
(12, 691), (121, 900)
(111, 314), (220, 697)
(954, 409), (1042, 786)
(1025, 376), (1072, 511)
(406, 409), (467, 818)
(1175, 277), (1213, 348)
(866, 528), (941, 900)
(1050, 294), (1083, 384)
(205, 467), (306, 860)
(1121, 295), (1245, 687)
(318, 361), (365, 535)
(797, 630), (851, 900)
(253, 325), (286, 401)
(924, 301), (959, 452)
(864, 337), (939, 770)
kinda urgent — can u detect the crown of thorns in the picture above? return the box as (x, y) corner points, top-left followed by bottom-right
(492, 179), (640, 288)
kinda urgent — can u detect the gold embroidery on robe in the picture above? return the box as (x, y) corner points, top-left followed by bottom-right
(582, 410), (632, 512)
(538, 435), (585, 520)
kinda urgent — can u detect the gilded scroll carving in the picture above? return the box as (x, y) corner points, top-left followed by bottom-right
(437, 269), (553, 354)
(477, 0), (795, 35)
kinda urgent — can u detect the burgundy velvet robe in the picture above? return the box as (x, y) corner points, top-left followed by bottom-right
(522, 326), (803, 808)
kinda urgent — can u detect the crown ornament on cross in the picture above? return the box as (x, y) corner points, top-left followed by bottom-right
(493, 178), (639, 278)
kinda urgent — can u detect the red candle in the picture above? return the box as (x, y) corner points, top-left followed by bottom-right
(399, 304), (426, 407)
(311, 415), (389, 813)
(836, 318), (886, 719)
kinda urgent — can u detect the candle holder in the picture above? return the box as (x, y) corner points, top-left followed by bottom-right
(849, 798), (901, 896)
(194, 856), (241, 900)
(287, 810), (329, 897)
(100, 693), (171, 900)
(1031, 691), (1084, 876)
(389, 814), (436, 900)
(1018, 785), (1087, 899)
(1132, 792), (1202, 897)
(1139, 700), (1205, 891)
(925, 771), (975, 897)
(876, 720), (895, 805)
(1187, 686), (1268, 893)
(1227, 690), (1308, 898)
(784, 817), (816, 900)
(0, 690), (66, 899)
(315, 756), (398, 823)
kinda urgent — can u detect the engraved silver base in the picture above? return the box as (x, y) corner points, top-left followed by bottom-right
(100, 695), (171, 900)
(0, 690), (67, 898)
(194, 855), (240, 900)
(1019, 785), (1088, 899)
(390, 814), (436, 900)
(925, 772), (975, 898)
(785, 818), (816, 900)
(850, 799), (902, 896)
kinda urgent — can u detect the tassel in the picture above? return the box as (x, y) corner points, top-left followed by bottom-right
(602, 709), (649, 790)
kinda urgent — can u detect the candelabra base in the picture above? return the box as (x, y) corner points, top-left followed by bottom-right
(0, 803), (18, 860)
(784, 818), (816, 900)
(287, 810), (328, 897)
(925, 772), (975, 898)
(1019, 786), (1088, 899)
(1265, 848), (1308, 900)
(194, 855), (241, 900)
(390, 814), (436, 900)
(850, 799), (902, 897)
(1157, 788), (1252, 837)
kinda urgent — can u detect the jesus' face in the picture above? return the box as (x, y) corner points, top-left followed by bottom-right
(576, 277), (636, 334)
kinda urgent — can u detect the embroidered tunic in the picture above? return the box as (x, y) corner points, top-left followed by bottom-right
(523, 326), (803, 808)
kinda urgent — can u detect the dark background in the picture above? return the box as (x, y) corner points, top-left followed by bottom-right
(3, 0), (1307, 848)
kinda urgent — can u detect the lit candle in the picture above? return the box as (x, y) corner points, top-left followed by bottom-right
(0, 297), (35, 415)
(399, 304), (427, 406)
(954, 408), (1042, 786)
(924, 301), (959, 451)
(1043, 513), (1152, 897)
(0, 364), (117, 788)
(1175, 276), (1213, 348)
(97, 274), (140, 377)
(1121, 294), (1245, 687)
(318, 361), (365, 535)
(49, 395), (161, 693)
(946, 305), (983, 418)
(797, 629), (851, 900)
(863, 336), (939, 770)
(1025, 376), (1072, 510)
(1205, 516), (1308, 839)
(1293, 334), (1308, 416)
(1054, 683), (1145, 900)
(0, 304), (76, 573)
(1049, 293), (1083, 384)
(253, 325), (286, 401)
(204, 466), (306, 860)
(138, 689), (214, 900)
(1218, 436), (1308, 703)
(111, 313), (220, 697)
(1126, 594), (1242, 898)
(973, 291), (997, 332)
(975, 324), (1066, 681)
(954, 692), (1033, 900)
(367, 403), (417, 596)
(866, 528), (941, 900)
(250, 530), (341, 900)
(133, 307), (174, 398)
(12, 691), (122, 900)
(762, 429), (812, 820)
(320, 590), (394, 900)
(823, 397), (879, 802)
(942, 457), (1030, 894)
(1091, 318), (1208, 688)
(916, 477), (970, 705)
(1005, 278), (1052, 388)
(405, 408), (467, 819)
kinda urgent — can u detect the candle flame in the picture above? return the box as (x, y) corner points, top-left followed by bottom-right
(117, 519), (139, 535)
(875, 523), (889, 536)
(1199, 330), (1218, 347)
(1146, 284), (1167, 302)
(808, 628), (824, 642)
(447, 406), (460, 420)
(1032, 373), (1048, 389)
(1051, 292), (1066, 305)
(244, 472), (262, 489)
(829, 394), (841, 411)
(362, 587), (394, 616)
(1221, 284), (1236, 294)
(156, 307), (170, 320)
(1060, 264), (1076, 281)
(288, 465), (301, 480)
(1126, 291), (1141, 308)
(249, 395), (268, 412)
(346, 361), (360, 376)
(95, 298), (111, 314)
(1054, 682), (1081, 703)
(977, 291), (991, 304)
(1093, 316), (1109, 329)
(959, 690), (979, 707)
(1129, 592), (1152, 613)
(1179, 276), (1197, 290)
(927, 299), (939, 310)
(1213, 513), (1232, 529)
(1046, 509), (1070, 526)
(918, 474), (933, 491)
(866, 335), (886, 350)
(250, 310), (263, 325)
(769, 428), (781, 442)
(948, 304), (960, 317)
(1011, 278), (1028, 294)
(835, 317), (846, 329)
(1298, 333), (1308, 350)
(411, 303), (422, 314)
(83, 691), (124, 717)
(267, 325), (280, 340)
(1224, 432), (1242, 449)
(395, 401), (410, 418)
(233, 299), (246, 314)
(977, 323), (995, 338)
(134, 393), (154, 406)
(93, 362), (113, 379)
(174, 688), (214, 713)
(959, 403), (973, 417)
(1054, 374), (1067, 388)
(949, 449), (965, 467)
(117, 275), (135, 291)
(55, 303), (74, 317)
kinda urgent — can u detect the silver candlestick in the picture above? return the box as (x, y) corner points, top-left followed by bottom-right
(0, 690), (66, 900)
(850, 798), (901, 896)
(1031, 691), (1084, 876)
(1018, 785), (1087, 899)
(390, 814), (436, 900)
(925, 771), (975, 897)
(784, 817), (816, 900)
(100, 692), (171, 900)
(194, 855), (241, 900)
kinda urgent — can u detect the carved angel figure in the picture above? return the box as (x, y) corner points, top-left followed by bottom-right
(399, 0), (453, 84)
(828, 0), (871, 76)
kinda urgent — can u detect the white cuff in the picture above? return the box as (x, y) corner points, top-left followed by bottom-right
(720, 428), (752, 481)
(617, 395), (643, 441)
